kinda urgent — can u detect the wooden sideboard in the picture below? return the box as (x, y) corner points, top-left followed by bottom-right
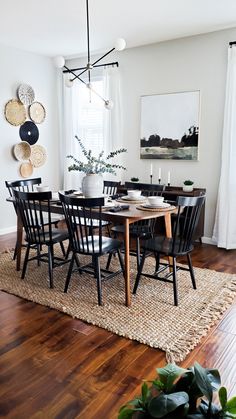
(118, 183), (206, 242)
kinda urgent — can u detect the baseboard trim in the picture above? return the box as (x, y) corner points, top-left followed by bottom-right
(202, 236), (216, 245)
(0, 226), (16, 236)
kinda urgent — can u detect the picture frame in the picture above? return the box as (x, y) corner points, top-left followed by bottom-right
(140, 90), (200, 160)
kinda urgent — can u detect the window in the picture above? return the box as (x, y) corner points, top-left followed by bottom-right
(76, 78), (105, 156)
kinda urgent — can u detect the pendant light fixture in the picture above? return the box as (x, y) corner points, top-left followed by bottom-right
(53, 0), (126, 109)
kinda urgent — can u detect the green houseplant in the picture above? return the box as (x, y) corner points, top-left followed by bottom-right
(67, 135), (127, 197)
(131, 177), (140, 182)
(183, 179), (194, 192)
(118, 362), (236, 419)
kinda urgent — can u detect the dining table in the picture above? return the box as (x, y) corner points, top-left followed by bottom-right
(7, 194), (176, 307)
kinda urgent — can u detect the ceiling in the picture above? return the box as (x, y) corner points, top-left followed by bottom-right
(1, 0), (236, 58)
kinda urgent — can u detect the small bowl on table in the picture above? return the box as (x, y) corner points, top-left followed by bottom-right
(36, 185), (50, 192)
(147, 196), (164, 206)
(127, 190), (142, 199)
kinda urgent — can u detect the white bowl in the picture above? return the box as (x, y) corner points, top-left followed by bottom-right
(147, 196), (164, 206)
(127, 189), (142, 199)
(36, 185), (49, 192)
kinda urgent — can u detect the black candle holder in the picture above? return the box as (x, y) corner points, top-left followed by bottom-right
(168, 182), (170, 187)
(158, 178), (161, 185)
(150, 175), (153, 184)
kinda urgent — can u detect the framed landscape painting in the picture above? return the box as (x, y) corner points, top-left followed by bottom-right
(140, 90), (200, 160)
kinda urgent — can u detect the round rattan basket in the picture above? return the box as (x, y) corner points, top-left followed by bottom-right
(13, 141), (31, 162)
(5, 99), (26, 126)
(30, 144), (47, 168)
(19, 162), (33, 178)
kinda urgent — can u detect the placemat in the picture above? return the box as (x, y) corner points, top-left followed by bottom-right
(136, 205), (176, 212)
(117, 197), (147, 204)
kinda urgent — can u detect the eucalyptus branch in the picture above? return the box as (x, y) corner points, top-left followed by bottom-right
(67, 136), (127, 175)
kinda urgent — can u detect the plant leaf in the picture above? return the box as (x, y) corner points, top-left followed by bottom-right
(141, 382), (150, 403)
(226, 396), (236, 414)
(194, 362), (213, 404)
(206, 368), (221, 391)
(118, 407), (136, 419)
(156, 364), (189, 392)
(148, 391), (189, 418)
(219, 387), (228, 410)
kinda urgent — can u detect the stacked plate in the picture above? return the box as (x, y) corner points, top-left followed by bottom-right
(142, 202), (171, 209)
(121, 195), (146, 202)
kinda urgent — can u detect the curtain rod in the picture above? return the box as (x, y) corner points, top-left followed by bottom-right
(229, 41), (236, 47)
(63, 61), (119, 74)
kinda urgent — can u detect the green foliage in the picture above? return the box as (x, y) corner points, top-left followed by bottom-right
(118, 362), (236, 419)
(183, 179), (194, 185)
(67, 136), (127, 175)
(131, 177), (139, 182)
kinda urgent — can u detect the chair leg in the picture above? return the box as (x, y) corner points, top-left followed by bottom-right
(187, 253), (196, 289)
(13, 242), (17, 260)
(64, 253), (75, 293)
(136, 237), (141, 270)
(94, 256), (102, 306)
(117, 249), (125, 275)
(21, 244), (30, 279)
(65, 242), (71, 259)
(154, 252), (160, 273)
(172, 257), (178, 306)
(48, 245), (53, 288)
(133, 249), (147, 294)
(59, 241), (66, 257)
(106, 252), (113, 270)
(106, 223), (111, 237)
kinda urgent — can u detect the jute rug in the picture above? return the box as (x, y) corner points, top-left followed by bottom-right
(1, 247), (236, 362)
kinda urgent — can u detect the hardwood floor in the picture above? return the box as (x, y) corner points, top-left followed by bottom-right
(0, 234), (236, 418)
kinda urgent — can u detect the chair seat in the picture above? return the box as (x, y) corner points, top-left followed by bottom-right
(25, 228), (69, 245)
(143, 236), (194, 256)
(74, 235), (123, 255)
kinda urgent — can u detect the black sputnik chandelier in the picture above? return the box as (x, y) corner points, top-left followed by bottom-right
(53, 0), (126, 109)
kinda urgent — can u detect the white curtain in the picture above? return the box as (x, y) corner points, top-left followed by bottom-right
(212, 46), (236, 249)
(61, 67), (122, 189)
(103, 66), (123, 153)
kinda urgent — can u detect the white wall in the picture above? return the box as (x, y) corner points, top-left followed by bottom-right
(67, 27), (236, 241)
(0, 44), (60, 234)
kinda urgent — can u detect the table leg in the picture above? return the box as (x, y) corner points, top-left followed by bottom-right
(124, 218), (131, 307)
(164, 212), (173, 268)
(164, 212), (172, 238)
(16, 214), (23, 271)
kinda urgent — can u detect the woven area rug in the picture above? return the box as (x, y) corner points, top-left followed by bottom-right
(1, 247), (236, 362)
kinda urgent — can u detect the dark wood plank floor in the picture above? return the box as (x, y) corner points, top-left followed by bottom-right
(0, 234), (236, 418)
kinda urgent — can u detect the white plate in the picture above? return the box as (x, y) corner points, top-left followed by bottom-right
(143, 203), (171, 209)
(122, 195), (146, 201)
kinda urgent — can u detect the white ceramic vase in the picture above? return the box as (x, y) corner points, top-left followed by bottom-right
(183, 184), (194, 192)
(81, 173), (103, 197)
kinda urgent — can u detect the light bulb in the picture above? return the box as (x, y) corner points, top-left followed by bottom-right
(53, 55), (65, 68)
(104, 100), (114, 110)
(65, 77), (73, 88)
(114, 38), (126, 51)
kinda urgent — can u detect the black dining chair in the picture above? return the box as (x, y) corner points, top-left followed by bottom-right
(109, 183), (166, 269)
(103, 180), (121, 197)
(13, 189), (69, 288)
(59, 192), (124, 306)
(133, 195), (206, 306)
(5, 178), (65, 259)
